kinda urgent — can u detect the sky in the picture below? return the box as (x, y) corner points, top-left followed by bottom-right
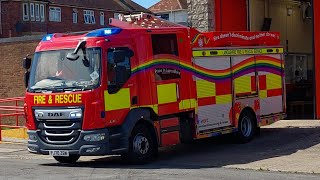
(132, 0), (160, 8)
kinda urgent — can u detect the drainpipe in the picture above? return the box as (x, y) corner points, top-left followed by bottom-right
(0, 0), (2, 35)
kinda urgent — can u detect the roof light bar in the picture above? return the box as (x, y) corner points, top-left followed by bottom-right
(86, 28), (122, 37)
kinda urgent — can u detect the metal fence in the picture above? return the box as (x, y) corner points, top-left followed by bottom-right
(0, 97), (25, 141)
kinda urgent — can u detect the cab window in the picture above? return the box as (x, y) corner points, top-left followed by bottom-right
(107, 47), (133, 94)
(152, 34), (179, 56)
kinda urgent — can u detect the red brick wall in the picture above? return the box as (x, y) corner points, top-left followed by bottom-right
(47, 6), (114, 34)
(0, 40), (39, 98)
(0, 1), (117, 38)
(1, 1), (21, 37)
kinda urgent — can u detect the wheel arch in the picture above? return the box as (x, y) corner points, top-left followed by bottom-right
(121, 108), (159, 148)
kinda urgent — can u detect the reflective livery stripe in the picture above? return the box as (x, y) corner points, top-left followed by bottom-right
(157, 83), (177, 104)
(179, 99), (196, 110)
(196, 80), (216, 98)
(192, 48), (284, 57)
(104, 88), (131, 111)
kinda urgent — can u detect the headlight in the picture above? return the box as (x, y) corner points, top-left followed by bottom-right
(69, 111), (82, 118)
(84, 133), (106, 142)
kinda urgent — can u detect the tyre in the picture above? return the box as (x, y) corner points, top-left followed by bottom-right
(53, 155), (80, 164)
(236, 110), (256, 143)
(122, 124), (157, 164)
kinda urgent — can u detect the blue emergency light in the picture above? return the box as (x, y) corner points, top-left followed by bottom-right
(41, 34), (54, 42)
(85, 28), (122, 37)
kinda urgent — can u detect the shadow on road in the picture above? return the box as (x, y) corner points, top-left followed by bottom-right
(41, 126), (320, 169)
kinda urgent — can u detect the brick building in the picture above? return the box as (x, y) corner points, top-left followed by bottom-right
(0, 0), (150, 38)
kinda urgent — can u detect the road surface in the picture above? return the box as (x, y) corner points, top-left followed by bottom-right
(0, 120), (320, 179)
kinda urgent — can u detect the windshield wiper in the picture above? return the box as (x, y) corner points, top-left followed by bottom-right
(63, 86), (86, 92)
(30, 87), (57, 93)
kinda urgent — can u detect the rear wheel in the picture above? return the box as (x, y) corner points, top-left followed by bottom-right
(122, 124), (157, 164)
(236, 110), (256, 143)
(53, 155), (80, 164)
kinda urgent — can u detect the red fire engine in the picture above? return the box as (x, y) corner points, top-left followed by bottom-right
(23, 13), (286, 163)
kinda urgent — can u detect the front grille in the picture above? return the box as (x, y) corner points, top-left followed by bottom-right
(34, 108), (83, 145)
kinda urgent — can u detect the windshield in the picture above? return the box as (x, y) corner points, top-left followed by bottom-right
(28, 48), (101, 92)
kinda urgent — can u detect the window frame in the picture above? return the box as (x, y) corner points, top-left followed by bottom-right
(73, 10), (78, 24)
(35, 4), (40, 21)
(23, 3), (29, 21)
(114, 12), (121, 20)
(40, 4), (45, 22)
(100, 12), (104, 26)
(84, 10), (95, 24)
(30, 3), (35, 21)
(49, 6), (61, 22)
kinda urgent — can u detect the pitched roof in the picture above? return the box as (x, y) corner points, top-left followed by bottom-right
(47, 0), (150, 13)
(149, 0), (187, 13)
(118, 0), (151, 13)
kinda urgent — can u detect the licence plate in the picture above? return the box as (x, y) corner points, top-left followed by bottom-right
(49, 150), (69, 157)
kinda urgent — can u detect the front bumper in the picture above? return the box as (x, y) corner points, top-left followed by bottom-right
(27, 128), (127, 156)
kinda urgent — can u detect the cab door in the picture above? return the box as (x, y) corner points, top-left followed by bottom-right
(104, 46), (138, 126)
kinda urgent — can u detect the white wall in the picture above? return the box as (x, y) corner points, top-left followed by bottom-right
(158, 10), (188, 24)
(250, 0), (313, 54)
(170, 10), (188, 24)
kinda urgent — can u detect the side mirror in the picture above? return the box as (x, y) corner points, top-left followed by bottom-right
(24, 71), (30, 88)
(23, 57), (32, 69)
(66, 53), (80, 61)
(66, 40), (87, 61)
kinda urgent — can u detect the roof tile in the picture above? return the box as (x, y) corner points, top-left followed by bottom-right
(149, 0), (187, 13)
(48, 0), (150, 12)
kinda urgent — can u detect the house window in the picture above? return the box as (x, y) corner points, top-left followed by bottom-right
(35, 4), (40, 21)
(114, 13), (122, 20)
(84, 10), (95, 24)
(49, 7), (61, 22)
(100, 12), (104, 25)
(23, 3), (29, 21)
(40, 4), (45, 22)
(30, 3), (35, 21)
(160, 14), (169, 21)
(73, 9), (78, 23)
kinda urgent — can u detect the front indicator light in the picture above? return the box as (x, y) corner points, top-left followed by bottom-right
(84, 133), (106, 142)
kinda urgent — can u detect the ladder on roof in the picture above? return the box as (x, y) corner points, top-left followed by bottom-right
(113, 12), (185, 28)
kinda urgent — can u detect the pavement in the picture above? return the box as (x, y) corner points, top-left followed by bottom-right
(0, 120), (320, 178)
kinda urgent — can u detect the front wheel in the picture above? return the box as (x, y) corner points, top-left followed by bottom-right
(236, 110), (256, 143)
(53, 155), (80, 164)
(121, 124), (157, 164)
